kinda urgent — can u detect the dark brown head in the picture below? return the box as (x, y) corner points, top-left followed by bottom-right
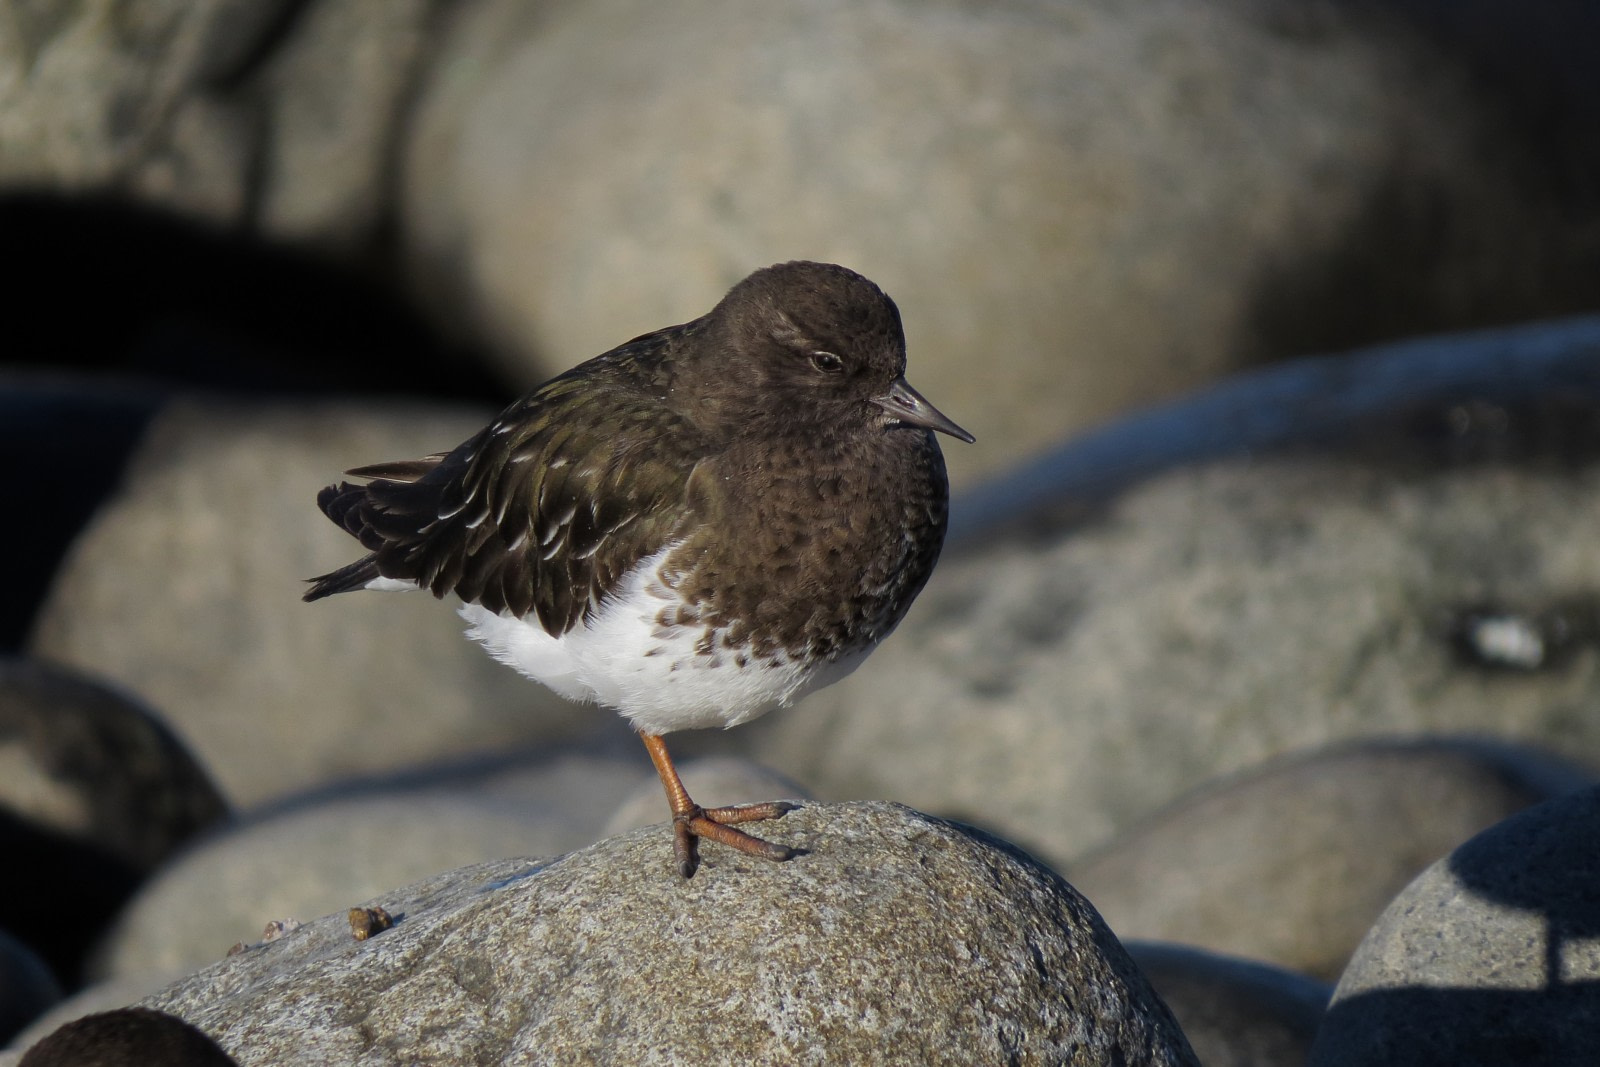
(673, 261), (972, 445)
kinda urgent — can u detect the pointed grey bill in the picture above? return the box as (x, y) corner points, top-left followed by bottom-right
(873, 378), (975, 443)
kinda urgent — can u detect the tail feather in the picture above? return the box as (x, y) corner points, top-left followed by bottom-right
(306, 451), (454, 602)
(303, 557), (382, 601)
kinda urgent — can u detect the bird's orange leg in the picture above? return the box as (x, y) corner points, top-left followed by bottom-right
(639, 732), (799, 877)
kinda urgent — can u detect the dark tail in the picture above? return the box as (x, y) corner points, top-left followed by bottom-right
(303, 557), (382, 601)
(304, 452), (453, 602)
(304, 480), (383, 601)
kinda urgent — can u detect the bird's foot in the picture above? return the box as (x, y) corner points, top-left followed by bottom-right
(671, 800), (801, 878)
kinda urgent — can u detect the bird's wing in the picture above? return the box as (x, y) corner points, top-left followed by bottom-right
(315, 330), (711, 635)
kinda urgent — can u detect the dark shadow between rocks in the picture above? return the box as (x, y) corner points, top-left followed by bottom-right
(0, 809), (143, 990)
(1315, 984), (1600, 1066)
(2, 190), (505, 401)
(1, 191), (516, 650)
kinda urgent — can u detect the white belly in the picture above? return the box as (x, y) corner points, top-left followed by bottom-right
(455, 545), (867, 735)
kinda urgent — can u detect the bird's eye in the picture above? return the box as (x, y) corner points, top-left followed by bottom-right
(810, 351), (844, 374)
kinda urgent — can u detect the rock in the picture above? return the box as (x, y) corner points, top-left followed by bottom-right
(1308, 785), (1600, 1066)
(0, 931), (59, 1049)
(0, 1), (262, 209)
(140, 802), (1198, 1065)
(247, 0), (436, 248)
(743, 433), (1600, 868)
(16, 1008), (236, 1067)
(400, 0), (1571, 486)
(1127, 943), (1329, 1067)
(94, 750), (642, 978)
(29, 398), (633, 807)
(1070, 739), (1590, 979)
(601, 756), (811, 837)
(0, 0), (436, 243)
(0, 658), (227, 985)
(0, 659), (226, 874)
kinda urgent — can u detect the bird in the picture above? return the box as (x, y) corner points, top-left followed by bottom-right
(304, 261), (972, 876)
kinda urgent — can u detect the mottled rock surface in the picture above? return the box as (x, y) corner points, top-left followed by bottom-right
(141, 803), (1197, 1066)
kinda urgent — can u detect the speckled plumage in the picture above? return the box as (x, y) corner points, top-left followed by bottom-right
(305, 261), (971, 873)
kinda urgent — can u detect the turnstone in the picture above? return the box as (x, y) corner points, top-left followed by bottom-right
(305, 261), (972, 876)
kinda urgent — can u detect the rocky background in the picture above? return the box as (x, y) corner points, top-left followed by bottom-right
(5, 1), (1600, 1064)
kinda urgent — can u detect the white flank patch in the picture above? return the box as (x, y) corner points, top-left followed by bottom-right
(458, 544), (870, 735)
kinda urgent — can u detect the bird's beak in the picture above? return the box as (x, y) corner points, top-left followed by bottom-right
(873, 378), (975, 443)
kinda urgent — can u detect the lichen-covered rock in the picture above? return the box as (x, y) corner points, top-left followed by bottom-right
(141, 802), (1198, 1066)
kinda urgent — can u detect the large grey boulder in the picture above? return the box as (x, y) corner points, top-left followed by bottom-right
(0, 0), (437, 242)
(1308, 786), (1600, 1066)
(401, 0), (1547, 485)
(1071, 739), (1590, 979)
(93, 751), (643, 979)
(139, 802), (1198, 1065)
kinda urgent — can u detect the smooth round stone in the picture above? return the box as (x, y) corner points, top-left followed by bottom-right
(4, 973), (185, 1059)
(15, 1007), (237, 1067)
(1128, 942), (1330, 1067)
(0, 659), (226, 874)
(142, 803), (1199, 1065)
(94, 752), (642, 978)
(403, 0), (1532, 486)
(1070, 739), (1590, 979)
(743, 448), (1600, 869)
(0, 658), (228, 985)
(1309, 785), (1600, 1066)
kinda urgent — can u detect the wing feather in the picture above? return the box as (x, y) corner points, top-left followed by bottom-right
(304, 324), (711, 634)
